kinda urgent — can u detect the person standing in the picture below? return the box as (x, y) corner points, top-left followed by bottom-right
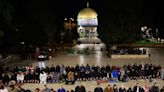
(151, 83), (159, 92)
(133, 83), (143, 92)
(39, 71), (47, 84)
(143, 84), (151, 92)
(104, 84), (114, 92)
(16, 71), (25, 84)
(57, 86), (66, 92)
(119, 85), (126, 92)
(113, 85), (119, 92)
(127, 87), (133, 92)
(120, 68), (125, 82)
(111, 69), (118, 82)
(94, 84), (103, 92)
(75, 83), (86, 92)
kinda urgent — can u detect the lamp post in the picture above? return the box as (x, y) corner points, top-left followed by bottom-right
(64, 17), (75, 47)
(64, 17), (74, 36)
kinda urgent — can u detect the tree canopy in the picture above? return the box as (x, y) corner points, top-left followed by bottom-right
(97, 0), (144, 45)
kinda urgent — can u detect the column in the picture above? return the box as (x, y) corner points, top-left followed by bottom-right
(83, 31), (85, 38)
(95, 28), (97, 37)
(89, 30), (91, 38)
(92, 29), (94, 38)
(83, 29), (85, 38)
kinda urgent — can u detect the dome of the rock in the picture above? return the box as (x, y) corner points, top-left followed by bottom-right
(77, 8), (98, 19)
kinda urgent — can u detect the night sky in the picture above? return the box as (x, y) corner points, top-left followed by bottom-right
(1, 0), (164, 43)
(0, 0), (164, 52)
(8, 0), (163, 28)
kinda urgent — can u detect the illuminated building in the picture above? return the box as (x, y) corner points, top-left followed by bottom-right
(77, 2), (101, 43)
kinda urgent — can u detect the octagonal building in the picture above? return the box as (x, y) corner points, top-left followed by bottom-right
(77, 3), (101, 43)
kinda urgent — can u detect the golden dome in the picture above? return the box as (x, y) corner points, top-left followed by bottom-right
(78, 8), (98, 19)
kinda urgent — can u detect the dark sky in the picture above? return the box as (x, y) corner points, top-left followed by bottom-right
(1, 0), (164, 49)
(11, 0), (164, 29)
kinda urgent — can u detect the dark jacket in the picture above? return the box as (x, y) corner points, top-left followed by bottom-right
(151, 86), (159, 92)
(127, 88), (133, 92)
(113, 88), (119, 92)
(75, 86), (86, 92)
(133, 86), (144, 92)
(160, 88), (164, 92)
(119, 88), (126, 92)
(94, 87), (103, 92)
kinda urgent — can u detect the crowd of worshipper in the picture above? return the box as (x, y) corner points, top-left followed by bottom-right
(0, 63), (164, 86)
(0, 82), (164, 92)
(110, 48), (147, 55)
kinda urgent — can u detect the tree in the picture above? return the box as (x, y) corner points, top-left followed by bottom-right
(97, 0), (144, 46)
(20, 18), (48, 47)
(27, 0), (59, 48)
(0, 0), (19, 52)
(63, 20), (77, 45)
